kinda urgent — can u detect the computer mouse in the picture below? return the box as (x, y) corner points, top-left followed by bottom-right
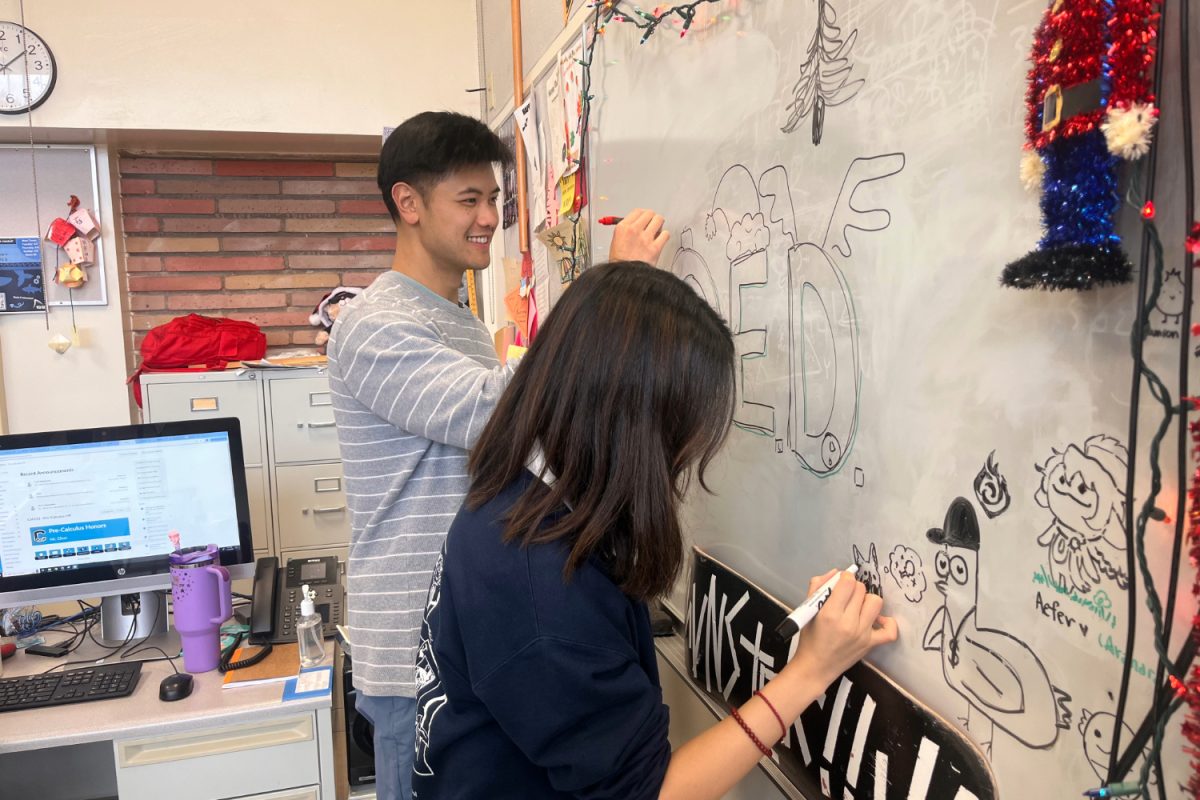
(159, 672), (194, 702)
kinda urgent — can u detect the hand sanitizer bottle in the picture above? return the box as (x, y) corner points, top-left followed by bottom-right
(296, 584), (326, 668)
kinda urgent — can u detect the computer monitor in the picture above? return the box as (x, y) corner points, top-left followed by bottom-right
(0, 418), (255, 646)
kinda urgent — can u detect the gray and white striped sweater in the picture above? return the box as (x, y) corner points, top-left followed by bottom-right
(327, 270), (516, 697)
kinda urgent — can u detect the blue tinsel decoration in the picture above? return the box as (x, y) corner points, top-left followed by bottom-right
(1040, 129), (1122, 250)
(1002, 129), (1132, 290)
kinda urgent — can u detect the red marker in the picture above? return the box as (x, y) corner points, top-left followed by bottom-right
(597, 216), (624, 226)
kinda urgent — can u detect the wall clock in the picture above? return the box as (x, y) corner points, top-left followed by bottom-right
(0, 22), (56, 115)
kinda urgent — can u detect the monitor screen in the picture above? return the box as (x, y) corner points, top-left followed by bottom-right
(0, 418), (254, 603)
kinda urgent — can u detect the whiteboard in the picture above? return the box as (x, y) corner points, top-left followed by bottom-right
(586, 1), (1195, 797)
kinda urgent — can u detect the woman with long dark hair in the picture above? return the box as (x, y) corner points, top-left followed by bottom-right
(411, 261), (897, 799)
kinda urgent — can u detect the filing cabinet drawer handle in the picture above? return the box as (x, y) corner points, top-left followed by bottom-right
(117, 714), (313, 766)
(303, 505), (346, 515)
(309, 392), (333, 407)
(190, 397), (219, 412)
(299, 420), (336, 429)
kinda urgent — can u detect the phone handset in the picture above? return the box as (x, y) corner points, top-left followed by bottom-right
(249, 556), (279, 643)
(219, 556), (277, 673)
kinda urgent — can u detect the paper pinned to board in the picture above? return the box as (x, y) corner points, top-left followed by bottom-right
(504, 286), (530, 340)
(514, 98), (541, 176)
(531, 235), (551, 317)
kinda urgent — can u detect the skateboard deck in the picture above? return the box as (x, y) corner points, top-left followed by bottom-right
(686, 547), (997, 799)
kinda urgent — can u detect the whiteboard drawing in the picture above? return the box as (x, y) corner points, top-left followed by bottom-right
(701, 164), (778, 437)
(1153, 267), (1185, 326)
(670, 231), (721, 317)
(973, 451), (1012, 519)
(851, 543), (883, 597)
(922, 497), (1072, 755)
(782, 0), (864, 145)
(675, 154), (903, 477)
(1033, 436), (1129, 595)
(884, 544), (927, 603)
(1078, 704), (1157, 786)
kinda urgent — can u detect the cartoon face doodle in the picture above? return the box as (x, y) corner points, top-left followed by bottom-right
(884, 544), (927, 603)
(851, 543), (882, 597)
(1034, 435), (1129, 594)
(1154, 268), (1184, 325)
(1078, 706), (1157, 786)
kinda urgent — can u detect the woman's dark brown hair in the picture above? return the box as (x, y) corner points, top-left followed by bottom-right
(467, 261), (736, 599)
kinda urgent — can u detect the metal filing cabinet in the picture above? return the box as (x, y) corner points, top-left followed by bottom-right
(140, 368), (349, 562)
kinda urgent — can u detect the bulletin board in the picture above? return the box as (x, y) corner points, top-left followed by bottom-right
(0, 144), (108, 308)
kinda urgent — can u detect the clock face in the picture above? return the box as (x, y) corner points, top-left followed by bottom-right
(0, 22), (56, 115)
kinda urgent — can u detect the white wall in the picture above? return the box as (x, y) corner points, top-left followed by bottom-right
(0, 1), (482, 434)
(0, 0), (481, 135)
(0, 144), (132, 433)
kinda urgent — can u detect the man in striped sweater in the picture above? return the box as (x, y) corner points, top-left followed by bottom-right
(328, 111), (669, 800)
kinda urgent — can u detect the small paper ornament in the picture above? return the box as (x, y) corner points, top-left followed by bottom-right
(45, 218), (77, 247)
(55, 263), (86, 289)
(63, 236), (95, 267)
(66, 207), (101, 239)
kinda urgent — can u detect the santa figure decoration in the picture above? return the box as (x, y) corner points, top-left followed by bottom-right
(1002, 0), (1160, 290)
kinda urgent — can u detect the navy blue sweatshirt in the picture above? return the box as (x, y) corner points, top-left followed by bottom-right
(411, 470), (672, 799)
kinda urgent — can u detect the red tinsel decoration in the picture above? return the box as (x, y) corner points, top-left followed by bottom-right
(1022, 0), (1160, 152)
(1184, 420), (1200, 796)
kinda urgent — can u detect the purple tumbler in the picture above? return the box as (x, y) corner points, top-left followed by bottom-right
(169, 544), (232, 673)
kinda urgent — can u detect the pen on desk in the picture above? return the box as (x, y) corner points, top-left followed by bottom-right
(773, 565), (859, 639)
(597, 216), (624, 226)
(1082, 782), (1142, 798)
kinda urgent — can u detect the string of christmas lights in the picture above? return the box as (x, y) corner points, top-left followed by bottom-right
(551, 0), (727, 279)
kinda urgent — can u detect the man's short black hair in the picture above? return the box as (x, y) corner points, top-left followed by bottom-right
(378, 111), (514, 222)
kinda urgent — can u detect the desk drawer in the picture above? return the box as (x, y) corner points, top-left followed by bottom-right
(276, 463), (350, 549)
(144, 378), (263, 464)
(270, 377), (339, 463)
(115, 713), (320, 800)
(235, 787), (319, 800)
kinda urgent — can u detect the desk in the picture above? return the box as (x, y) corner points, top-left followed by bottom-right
(0, 650), (337, 800)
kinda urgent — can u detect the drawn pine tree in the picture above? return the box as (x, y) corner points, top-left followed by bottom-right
(782, 0), (864, 145)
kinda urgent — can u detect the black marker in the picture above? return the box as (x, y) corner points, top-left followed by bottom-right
(774, 565), (859, 639)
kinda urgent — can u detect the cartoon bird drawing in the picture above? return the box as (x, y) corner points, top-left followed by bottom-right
(1078, 704), (1156, 786)
(922, 497), (1072, 756)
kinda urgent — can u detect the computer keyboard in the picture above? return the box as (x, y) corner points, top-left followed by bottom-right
(0, 661), (142, 713)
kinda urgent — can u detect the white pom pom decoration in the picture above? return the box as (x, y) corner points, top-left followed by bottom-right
(1101, 103), (1158, 160)
(1020, 150), (1046, 192)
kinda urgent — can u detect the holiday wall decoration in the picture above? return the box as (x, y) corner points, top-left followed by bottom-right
(1002, 0), (1160, 290)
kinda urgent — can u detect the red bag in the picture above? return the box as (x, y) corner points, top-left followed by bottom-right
(128, 314), (267, 407)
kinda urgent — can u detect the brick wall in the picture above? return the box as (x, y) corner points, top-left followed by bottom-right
(118, 155), (394, 356)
